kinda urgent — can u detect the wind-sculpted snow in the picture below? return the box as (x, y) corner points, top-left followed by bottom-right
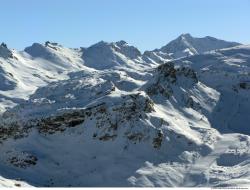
(0, 36), (250, 187)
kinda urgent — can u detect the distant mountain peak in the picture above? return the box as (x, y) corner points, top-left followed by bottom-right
(180, 33), (192, 38)
(92, 40), (109, 47)
(115, 40), (128, 46)
(159, 33), (241, 59)
(44, 41), (62, 48)
(0, 42), (13, 59)
(1, 42), (8, 49)
(113, 40), (141, 59)
(24, 43), (52, 58)
(24, 41), (65, 58)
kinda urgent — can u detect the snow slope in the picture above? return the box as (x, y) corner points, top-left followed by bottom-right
(0, 42), (90, 113)
(174, 45), (250, 134)
(0, 62), (219, 187)
(0, 35), (249, 187)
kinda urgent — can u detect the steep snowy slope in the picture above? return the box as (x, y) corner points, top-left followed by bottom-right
(0, 42), (91, 113)
(174, 45), (250, 134)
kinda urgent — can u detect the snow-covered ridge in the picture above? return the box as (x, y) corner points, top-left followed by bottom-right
(173, 44), (250, 135)
(0, 36), (250, 187)
(0, 34), (240, 112)
(81, 40), (143, 70)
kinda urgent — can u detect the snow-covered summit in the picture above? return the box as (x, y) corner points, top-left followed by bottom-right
(114, 40), (141, 59)
(82, 40), (142, 70)
(157, 33), (240, 59)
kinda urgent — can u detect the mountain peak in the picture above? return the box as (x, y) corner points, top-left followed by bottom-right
(159, 34), (240, 59)
(24, 43), (50, 57)
(1, 42), (8, 49)
(94, 40), (109, 46)
(24, 41), (63, 58)
(180, 33), (192, 38)
(82, 40), (141, 70)
(115, 40), (128, 46)
(44, 41), (61, 48)
(0, 42), (13, 59)
(114, 40), (141, 59)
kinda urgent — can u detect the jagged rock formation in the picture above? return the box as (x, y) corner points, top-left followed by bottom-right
(0, 43), (13, 59)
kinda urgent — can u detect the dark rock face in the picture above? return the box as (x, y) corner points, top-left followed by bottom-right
(152, 130), (164, 149)
(239, 82), (250, 90)
(146, 62), (198, 98)
(0, 43), (13, 59)
(1, 92), (163, 149)
(8, 152), (38, 169)
(0, 124), (30, 143)
(37, 109), (87, 134)
(157, 62), (198, 84)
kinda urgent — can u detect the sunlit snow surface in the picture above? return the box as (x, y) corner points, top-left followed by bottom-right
(0, 36), (250, 187)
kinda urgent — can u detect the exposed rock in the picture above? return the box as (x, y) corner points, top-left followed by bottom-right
(239, 82), (250, 90)
(0, 42), (13, 58)
(153, 130), (164, 149)
(0, 124), (30, 143)
(8, 152), (38, 169)
(146, 62), (198, 99)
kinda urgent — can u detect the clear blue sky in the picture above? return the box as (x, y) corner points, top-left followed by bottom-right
(1, 0), (249, 51)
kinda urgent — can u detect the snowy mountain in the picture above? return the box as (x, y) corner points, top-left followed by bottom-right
(0, 41), (88, 113)
(174, 45), (250, 135)
(0, 35), (250, 187)
(82, 40), (142, 70)
(150, 33), (240, 59)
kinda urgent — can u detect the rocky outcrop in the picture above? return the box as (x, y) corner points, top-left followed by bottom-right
(239, 82), (250, 90)
(7, 151), (38, 169)
(146, 62), (198, 98)
(0, 43), (13, 59)
(0, 124), (30, 143)
(0, 92), (163, 149)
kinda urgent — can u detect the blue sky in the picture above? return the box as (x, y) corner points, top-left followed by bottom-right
(1, 0), (249, 51)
